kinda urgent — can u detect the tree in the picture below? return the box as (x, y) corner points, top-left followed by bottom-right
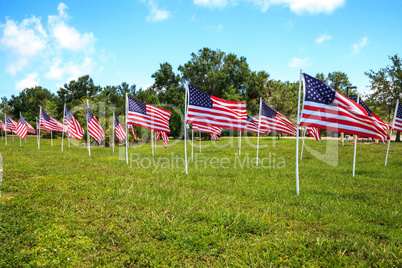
(365, 54), (402, 141)
(316, 71), (355, 96)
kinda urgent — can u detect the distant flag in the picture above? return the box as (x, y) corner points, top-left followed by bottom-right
(26, 121), (35, 134)
(186, 85), (247, 130)
(64, 107), (84, 139)
(127, 96), (171, 133)
(37, 117), (50, 133)
(394, 101), (402, 133)
(300, 73), (389, 142)
(359, 98), (391, 131)
(5, 116), (18, 133)
(114, 115), (127, 142)
(156, 131), (169, 148)
(192, 122), (222, 140)
(0, 120), (4, 131)
(40, 110), (64, 132)
(16, 114), (28, 139)
(246, 115), (271, 134)
(87, 104), (105, 143)
(260, 101), (297, 135)
(306, 127), (321, 141)
(128, 125), (136, 140)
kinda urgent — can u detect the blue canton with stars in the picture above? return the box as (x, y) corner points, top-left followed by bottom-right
(128, 96), (147, 115)
(261, 101), (277, 119)
(65, 108), (73, 122)
(247, 115), (254, 123)
(304, 73), (336, 104)
(397, 103), (402, 119)
(87, 106), (94, 121)
(189, 85), (213, 108)
(40, 110), (51, 121)
(114, 115), (120, 128)
(19, 114), (27, 125)
(359, 99), (372, 117)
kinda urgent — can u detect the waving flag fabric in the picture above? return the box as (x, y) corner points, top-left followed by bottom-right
(127, 96), (171, 133)
(359, 99), (391, 130)
(114, 115), (127, 141)
(26, 121), (35, 134)
(6, 116), (17, 133)
(87, 105), (105, 143)
(16, 114), (28, 138)
(128, 125), (136, 140)
(260, 102), (297, 135)
(394, 102), (402, 132)
(192, 122), (222, 141)
(186, 85), (247, 131)
(40, 110), (63, 132)
(300, 73), (389, 142)
(306, 127), (321, 141)
(64, 107), (84, 139)
(156, 131), (169, 148)
(246, 115), (271, 134)
(37, 118), (50, 133)
(0, 120), (6, 131)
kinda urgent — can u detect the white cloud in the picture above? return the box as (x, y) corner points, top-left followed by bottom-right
(15, 72), (39, 91)
(288, 57), (310, 68)
(143, 0), (171, 22)
(194, 0), (230, 8)
(211, 24), (223, 33)
(352, 36), (368, 54)
(44, 57), (96, 80)
(315, 33), (332, 44)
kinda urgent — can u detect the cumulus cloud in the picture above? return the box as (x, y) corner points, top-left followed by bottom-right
(195, 0), (345, 14)
(142, 0), (171, 22)
(15, 72), (40, 91)
(351, 36), (368, 54)
(288, 57), (310, 68)
(315, 33), (332, 44)
(44, 57), (95, 81)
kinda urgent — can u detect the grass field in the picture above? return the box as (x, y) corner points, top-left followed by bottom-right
(0, 136), (401, 267)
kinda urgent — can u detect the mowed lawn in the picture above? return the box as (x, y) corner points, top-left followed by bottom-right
(0, 136), (401, 267)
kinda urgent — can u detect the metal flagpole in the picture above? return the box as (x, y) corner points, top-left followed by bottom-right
(239, 130), (241, 156)
(38, 108), (41, 150)
(112, 111), (115, 153)
(62, 103), (65, 151)
(87, 100), (90, 156)
(184, 83), (188, 174)
(352, 94), (360, 176)
(125, 94), (128, 164)
(256, 97), (262, 166)
(154, 131), (157, 151)
(151, 130), (154, 157)
(51, 130), (53, 146)
(385, 99), (399, 166)
(191, 129), (194, 161)
(295, 69), (303, 195)
(300, 127), (307, 160)
(4, 114), (7, 146)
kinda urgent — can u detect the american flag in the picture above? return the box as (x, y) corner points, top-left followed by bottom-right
(300, 73), (389, 142)
(156, 131), (169, 148)
(5, 116), (17, 133)
(114, 115), (127, 141)
(0, 120), (5, 131)
(37, 117), (50, 133)
(246, 115), (271, 134)
(192, 122), (222, 140)
(128, 125), (136, 140)
(260, 101), (297, 135)
(16, 114), (28, 139)
(186, 85), (247, 131)
(306, 127), (321, 141)
(87, 104), (105, 143)
(127, 96), (171, 133)
(40, 110), (64, 132)
(394, 102), (402, 132)
(359, 98), (391, 130)
(26, 121), (35, 134)
(64, 107), (84, 139)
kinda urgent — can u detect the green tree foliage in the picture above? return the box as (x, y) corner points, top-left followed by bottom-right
(316, 71), (354, 96)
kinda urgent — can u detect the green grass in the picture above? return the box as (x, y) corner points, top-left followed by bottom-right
(0, 136), (401, 267)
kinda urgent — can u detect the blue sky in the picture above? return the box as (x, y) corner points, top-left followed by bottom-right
(0, 0), (401, 98)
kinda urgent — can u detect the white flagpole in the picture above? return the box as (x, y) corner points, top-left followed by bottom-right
(385, 99), (399, 166)
(51, 130), (53, 146)
(300, 127), (307, 160)
(4, 114), (7, 146)
(12, 132), (14, 142)
(62, 103), (65, 151)
(87, 100), (90, 156)
(125, 94), (128, 164)
(151, 129), (154, 157)
(256, 97), (262, 166)
(295, 69), (303, 195)
(191, 129), (194, 161)
(239, 130), (241, 156)
(184, 83), (188, 174)
(112, 111), (115, 153)
(38, 108), (41, 150)
(352, 94), (360, 176)
(154, 131), (157, 151)
(199, 131), (201, 153)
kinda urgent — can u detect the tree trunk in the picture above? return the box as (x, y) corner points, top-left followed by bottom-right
(396, 131), (400, 142)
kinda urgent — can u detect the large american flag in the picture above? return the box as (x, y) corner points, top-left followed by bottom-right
(114, 115), (127, 141)
(300, 73), (389, 142)
(246, 115), (271, 134)
(5, 116), (17, 133)
(186, 85), (247, 131)
(306, 127), (321, 141)
(87, 105), (105, 143)
(192, 122), (222, 140)
(127, 96), (171, 133)
(359, 98), (391, 130)
(40, 110), (64, 132)
(394, 102), (402, 132)
(260, 101), (297, 135)
(16, 114), (28, 139)
(156, 131), (169, 148)
(128, 124), (136, 140)
(64, 107), (84, 139)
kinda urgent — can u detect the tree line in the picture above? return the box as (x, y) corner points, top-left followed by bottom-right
(1, 48), (400, 143)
